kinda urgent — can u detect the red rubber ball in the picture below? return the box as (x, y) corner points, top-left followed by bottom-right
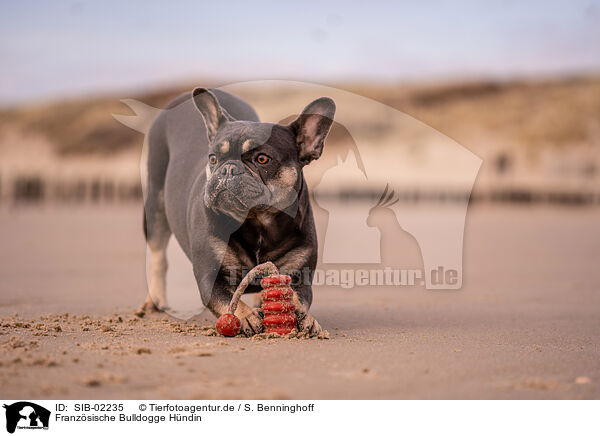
(216, 313), (241, 337)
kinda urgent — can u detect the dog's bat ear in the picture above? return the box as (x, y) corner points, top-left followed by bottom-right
(289, 97), (336, 165)
(192, 88), (232, 142)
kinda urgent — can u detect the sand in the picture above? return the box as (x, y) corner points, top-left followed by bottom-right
(0, 204), (599, 399)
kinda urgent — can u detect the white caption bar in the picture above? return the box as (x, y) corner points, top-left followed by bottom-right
(1, 400), (597, 436)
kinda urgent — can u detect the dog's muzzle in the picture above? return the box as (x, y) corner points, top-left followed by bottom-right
(205, 162), (270, 220)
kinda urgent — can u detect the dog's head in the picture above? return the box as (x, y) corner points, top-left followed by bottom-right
(193, 88), (335, 222)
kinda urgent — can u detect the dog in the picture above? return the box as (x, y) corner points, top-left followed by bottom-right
(141, 87), (335, 336)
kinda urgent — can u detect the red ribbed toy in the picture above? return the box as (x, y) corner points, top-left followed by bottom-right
(215, 262), (296, 337)
(260, 274), (297, 334)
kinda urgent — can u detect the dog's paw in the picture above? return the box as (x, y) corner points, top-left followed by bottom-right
(240, 308), (264, 337)
(296, 312), (322, 337)
(136, 296), (168, 316)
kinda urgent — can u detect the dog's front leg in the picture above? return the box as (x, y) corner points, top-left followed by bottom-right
(278, 246), (322, 336)
(210, 283), (264, 337)
(292, 283), (322, 336)
(234, 301), (264, 337)
(195, 267), (264, 337)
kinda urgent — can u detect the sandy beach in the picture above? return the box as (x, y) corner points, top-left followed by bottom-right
(0, 204), (598, 399)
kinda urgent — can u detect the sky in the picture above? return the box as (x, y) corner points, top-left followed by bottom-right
(1, 0), (599, 104)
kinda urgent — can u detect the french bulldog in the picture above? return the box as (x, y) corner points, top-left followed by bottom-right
(141, 87), (335, 336)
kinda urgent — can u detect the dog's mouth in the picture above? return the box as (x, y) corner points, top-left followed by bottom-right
(205, 176), (270, 221)
(216, 188), (249, 209)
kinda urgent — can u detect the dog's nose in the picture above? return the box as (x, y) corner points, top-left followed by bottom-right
(219, 162), (243, 177)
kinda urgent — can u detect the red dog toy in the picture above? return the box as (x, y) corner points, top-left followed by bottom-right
(215, 262), (297, 337)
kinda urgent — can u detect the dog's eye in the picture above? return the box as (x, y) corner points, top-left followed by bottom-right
(208, 154), (217, 165)
(255, 153), (271, 165)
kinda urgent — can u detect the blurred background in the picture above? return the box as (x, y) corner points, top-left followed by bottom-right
(1, 0), (599, 205)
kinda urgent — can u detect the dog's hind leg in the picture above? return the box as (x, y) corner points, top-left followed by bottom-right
(142, 194), (171, 312)
(140, 117), (172, 313)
